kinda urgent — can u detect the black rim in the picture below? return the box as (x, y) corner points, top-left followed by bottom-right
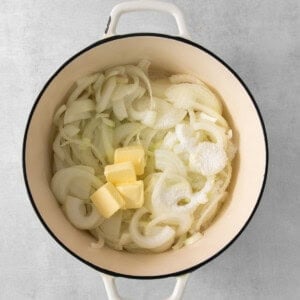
(22, 33), (269, 280)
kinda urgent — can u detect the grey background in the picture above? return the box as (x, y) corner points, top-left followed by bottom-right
(1, 0), (299, 299)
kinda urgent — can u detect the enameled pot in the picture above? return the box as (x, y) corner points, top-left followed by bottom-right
(23, 1), (268, 299)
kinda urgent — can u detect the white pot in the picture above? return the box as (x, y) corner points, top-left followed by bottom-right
(23, 1), (268, 299)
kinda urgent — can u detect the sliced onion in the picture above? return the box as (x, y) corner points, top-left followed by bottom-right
(96, 76), (116, 113)
(139, 128), (159, 151)
(62, 124), (80, 137)
(165, 83), (222, 114)
(192, 119), (227, 147)
(70, 144), (100, 171)
(100, 210), (123, 241)
(175, 123), (200, 151)
(129, 208), (175, 249)
(51, 166), (103, 204)
(112, 100), (128, 121)
(64, 99), (95, 124)
(184, 232), (203, 246)
(125, 65), (153, 107)
(82, 118), (100, 140)
(169, 73), (205, 85)
(190, 176), (215, 205)
(154, 149), (187, 177)
(143, 97), (186, 130)
(91, 127), (106, 165)
(53, 153), (68, 172)
(137, 59), (151, 75)
(101, 123), (114, 163)
(64, 196), (104, 230)
(114, 122), (143, 146)
(53, 133), (65, 161)
(62, 144), (76, 166)
(192, 103), (227, 128)
(152, 173), (214, 214)
(194, 192), (227, 231)
(145, 213), (192, 237)
(67, 73), (99, 106)
(93, 73), (105, 93)
(105, 66), (125, 78)
(111, 76), (139, 102)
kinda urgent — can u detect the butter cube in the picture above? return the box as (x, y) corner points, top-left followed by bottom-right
(104, 161), (136, 185)
(90, 182), (124, 218)
(114, 145), (145, 175)
(116, 180), (144, 209)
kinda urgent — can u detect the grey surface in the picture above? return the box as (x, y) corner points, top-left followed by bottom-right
(1, 0), (299, 299)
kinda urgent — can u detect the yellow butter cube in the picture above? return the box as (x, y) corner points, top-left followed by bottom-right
(90, 182), (125, 218)
(104, 161), (136, 185)
(114, 145), (145, 175)
(116, 180), (144, 209)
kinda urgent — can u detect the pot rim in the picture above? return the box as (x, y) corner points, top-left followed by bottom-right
(22, 32), (269, 280)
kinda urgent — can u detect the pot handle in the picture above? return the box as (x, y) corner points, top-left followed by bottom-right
(104, 0), (190, 39)
(101, 272), (190, 300)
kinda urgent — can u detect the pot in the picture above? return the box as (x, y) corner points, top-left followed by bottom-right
(23, 1), (268, 299)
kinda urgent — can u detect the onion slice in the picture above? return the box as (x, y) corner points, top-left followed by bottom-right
(129, 208), (175, 249)
(64, 196), (104, 230)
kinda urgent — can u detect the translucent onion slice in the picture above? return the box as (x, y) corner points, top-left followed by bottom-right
(190, 176), (215, 205)
(191, 119), (227, 148)
(114, 122), (144, 147)
(93, 73), (105, 93)
(67, 73), (99, 106)
(62, 144), (76, 166)
(70, 144), (100, 171)
(64, 196), (104, 230)
(175, 123), (200, 150)
(51, 166), (103, 204)
(194, 192), (227, 231)
(137, 59), (151, 75)
(192, 103), (228, 128)
(53, 153), (68, 172)
(154, 149), (187, 177)
(169, 73), (205, 85)
(146, 98), (187, 130)
(145, 213), (192, 237)
(100, 210), (123, 241)
(139, 128), (159, 151)
(112, 100), (128, 121)
(101, 123), (114, 163)
(53, 133), (65, 161)
(69, 175), (92, 200)
(62, 124), (80, 137)
(129, 208), (175, 249)
(165, 83), (222, 114)
(64, 99), (95, 124)
(92, 127), (107, 165)
(105, 66), (125, 78)
(125, 65), (153, 107)
(82, 118), (100, 140)
(96, 76), (117, 113)
(111, 76), (139, 102)
(184, 232), (203, 246)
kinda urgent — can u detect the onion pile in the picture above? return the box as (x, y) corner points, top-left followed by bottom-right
(51, 60), (236, 252)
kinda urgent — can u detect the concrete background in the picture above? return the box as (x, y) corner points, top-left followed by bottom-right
(1, 0), (299, 299)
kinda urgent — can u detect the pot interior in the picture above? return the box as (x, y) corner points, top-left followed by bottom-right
(24, 35), (266, 277)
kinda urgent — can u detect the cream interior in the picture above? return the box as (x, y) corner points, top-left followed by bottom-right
(24, 35), (266, 277)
